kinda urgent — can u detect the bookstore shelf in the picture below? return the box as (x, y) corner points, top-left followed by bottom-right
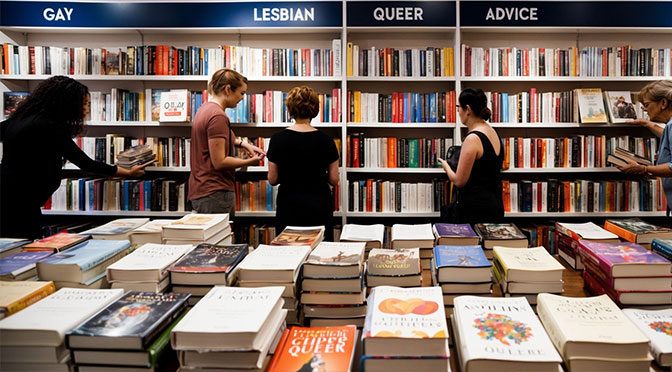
(85, 121), (192, 127)
(0, 26), (344, 34)
(347, 168), (443, 174)
(231, 123), (340, 128)
(0, 75), (342, 82)
(348, 122), (455, 128)
(347, 26), (456, 33)
(501, 167), (619, 174)
(484, 123), (637, 128)
(41, 209), (190, 217)
(63, 165), (269, 173)
(347, 76), (456, 82)
(347, 211), (440, 217)
(460, 26), (672, 34)
(506, 211), (667, 218)
(461, 76), (671, 82)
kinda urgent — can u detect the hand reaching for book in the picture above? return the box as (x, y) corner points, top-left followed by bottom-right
(617, 158), (648, 175)
(115, 159), (155, 178)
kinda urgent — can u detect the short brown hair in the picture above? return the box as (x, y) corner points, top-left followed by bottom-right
(640, 80), (672, 103)
(286, 86), (320, 120)
(208, 68), (248, 96)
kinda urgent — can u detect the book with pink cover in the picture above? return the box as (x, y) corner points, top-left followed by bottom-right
(578, 241), (671, 277)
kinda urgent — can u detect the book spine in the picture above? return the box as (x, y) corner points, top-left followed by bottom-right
(266, 329), (291, 372)
(5, 283), (56, 316)
(603, 221), (636, 243)
(651, 239), (672, 262)
(577, 242), (614, 278)
(141, 300), (189, 349)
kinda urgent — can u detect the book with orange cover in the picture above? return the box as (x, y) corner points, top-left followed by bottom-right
(22, 232), (90, 252)
(267, 325), (357, 372)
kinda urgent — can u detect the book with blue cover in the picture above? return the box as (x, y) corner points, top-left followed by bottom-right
(36, 239), (130, 283)
(433, 245), (492, 283)
(0, 238), (31, 258)
(433, 223), (479, 246)
(0, 251), (53, 280)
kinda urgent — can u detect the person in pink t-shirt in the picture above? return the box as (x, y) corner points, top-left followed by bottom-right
(188, 68), (265, 216)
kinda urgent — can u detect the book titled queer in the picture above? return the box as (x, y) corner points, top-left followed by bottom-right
(268, 326), (357, 372)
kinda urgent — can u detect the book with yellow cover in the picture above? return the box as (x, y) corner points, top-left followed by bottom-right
(267, 326), (357, 372)
(0, 281), (55, 319)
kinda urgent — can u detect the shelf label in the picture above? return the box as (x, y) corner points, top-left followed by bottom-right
(0, 1), (342, 28)
(348, 1), (456, 27)
(461, 1), (672, 27)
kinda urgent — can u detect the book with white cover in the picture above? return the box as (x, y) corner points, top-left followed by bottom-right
(493, 246), (564, 282)
(171, 286), (285, 351)
(237, 244), (310, 282)
(452, 296), (562, 372)
(623, 308), (672, 366)
(604, 91), (638, 124)
(129, 219), (175, 247)
(81, 218), (149, 240)
(339, 224), (385, 248)
(390, 223), (435, 249)
(576, 88), (607, 123)
(162, 213), (229, 240)
(556, 222), (619, 241)
(303, 241), (365, 278)
(0, 288), (124, 346)
(536, 293), (649, 360)
(106, 243), (193, 282)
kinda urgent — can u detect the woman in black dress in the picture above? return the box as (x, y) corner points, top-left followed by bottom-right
(266, 86), (340, 241)
(0, 76), (149, 239)
(438, 88), (504, 223)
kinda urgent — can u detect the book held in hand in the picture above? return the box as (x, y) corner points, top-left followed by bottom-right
(115, 144), (156, 169)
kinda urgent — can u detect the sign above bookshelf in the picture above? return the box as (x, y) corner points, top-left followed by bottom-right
(347, 1), (456, 27)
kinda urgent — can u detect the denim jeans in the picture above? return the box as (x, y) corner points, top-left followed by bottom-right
(190, 190), (235, 218)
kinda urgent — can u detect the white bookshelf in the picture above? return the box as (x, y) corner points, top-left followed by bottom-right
(346, 211), (439, 217)
(41, 209), (190, 217)
(506, 211), (667, 218)
(502, 167), (619, 174)
(347, 167), (444, 174)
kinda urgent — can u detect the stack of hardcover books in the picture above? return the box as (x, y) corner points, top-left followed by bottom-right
(0, 250), (53, 281)
(623, 308), (672, 368)
(493, 246), (565, 307)
(391, 224), (435, 276)
(171, 286), (287, 372)
(434, 245), (492, 317)
(270, 225), (325, 250)
(169, 243), (248, 306)
(106, 243), (193, 293)
(0, 281), (55, 319)
(652, 237), (672, 261)
(339, 223), (385, 258)
(162, 213), (232, 246)
(268, 325), (358, 372)
(66, 291), (190, 372)
(473, 223), (528, 259)
(452, 296), (562, 372)
(366, 248), (422, 289)
(361, 286), (450, 372)
(433, 223), (480, 246)
(0, 288), (124, 372)
(236, 244), (310, 325)
(579, 241), (672, 306)
(36, 239), (131, 290)
(604, 218), (672, 248)
(300, 241), (367, 327)
(555, 221), (619, 270)
(115, 144), (156, 169)
(537, 294), (651, 371)
(128, 219), (175, 247)
(81, 218), (150, 240)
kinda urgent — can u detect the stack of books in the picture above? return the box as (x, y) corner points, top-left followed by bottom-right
(169, 243), (248, 306)
(36, 239), (131, 289)
(0, 250), (53, 281)
(493, 246), (565, 307)
(0, 281), (55, 319)
(0, 238), (31, 258)
(339, 223), (385, 257)
(579, 241), (672, 306)
(162, 213), (232, 246)
(537, 294), (651, 371)
(555, 221), (619, 270)
(434, 245), (492, 317)
(604, 218), (672, 248)
(115, 144), (156, 169)
(300, 241), (367, 327)
(66, 291), (190, 372)
(270, 225), (325, 250)
(128, 219), (175, 247)
(171, 286), (287, 372)
(366, 248), (422, 288)
(474, 223), (528, 259)
(237, 244), (310, 325)
(433, 223), (480, 246)
(268, 325), (358, 372)
(0, 288), (124, 372)
(652, 237), (672, 262)
(391, 224), (435, 276)
(106, 243), (193, 293)
(607, 146), (653, 167)
(361, 286), (450, 371)
(452, 296), (563, 372)
(623, 308), (672, 368)
(81, 218), (150, 240)
(23, 231), (90, 252)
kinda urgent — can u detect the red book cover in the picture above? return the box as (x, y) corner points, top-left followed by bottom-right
(163, 45), (169, 76)
(392, 92), (398, 123)
(366, 179), (373, 212)
(484, 48), (489, 76)
(352, 136), (360, 168)
(517, 137), (523, 168)
(268, 326), (357, 372)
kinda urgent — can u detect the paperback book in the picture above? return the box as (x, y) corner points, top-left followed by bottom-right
(578, 240), (671, 277)
(339, 224), (385, 249)
(0, 238), (31, 258)
(81, 218), (149, 240)
(474, 223), (528, 249)
(237, 244), (311, 282)
(0, 281), (56, 319)
(604, 218), (672, 245)
(433, 245), (491, 283)
(433, 223), (480, 246)
(107, 243), (193, 283)
(0, 250), (53, 280)
(303, 241), (365, 278)
(622, 308), (672, 367)
(169, 243), (248, 285)
(22, 232), (90, 252)
(270, 226), (325, 249)
(268, 326), (357, 372)
(162, 213), (230, 241)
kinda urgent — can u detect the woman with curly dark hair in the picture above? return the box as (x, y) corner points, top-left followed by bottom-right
(1, 76), (149, 239)
(266, 86), (339, 241)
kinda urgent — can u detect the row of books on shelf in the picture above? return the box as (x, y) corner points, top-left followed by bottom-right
(346, 90), (457, 123)
(346, 135), (453, 169)
(346, 44), (455, 77)
(1, 41), (342, 77)
(89, 88), (207, 123)
(502, 178), (667, 213)
(74, 135), (189, 168)
(462, 44), (672, 77)
(502, 135), (656, 169)
(45, 178), (189, 212)
(348, 179), (452, 213)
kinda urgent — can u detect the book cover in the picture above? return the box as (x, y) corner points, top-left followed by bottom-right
(453, 296), (562, 365)
(339, 224), (385, 245)
(81, 218), (149, 236)
(493, 246), (564, 277)
(367, 248), (421, 277)
(170, 243), (247, 273)
(434, 245), (491, 268)
(576, 88), (607, 123)
(237, 244), (310, 273)
(67, 291), (190, 349)
(271, 226), (325, 247)
(163, 213), (229, 240)
(604, 91), (637, 123)
(0, 281), (55, 317)
(151, 89), (169, 121)
(579, 240), (671, 277)
(0, 251), (52, 277)
(474, 223), (526, 240)
(106, 243), (193, 281)
(556, 221), (619, 241)
(131, 219), (174, 234)
(652, 238), (672, 262)
(604, 218), (672, 243)
(0, 238), (30, 255)
(433, 223), (478, 238)
(3, 91), (29, 119)
(159, 90), (189, 122)
(305, 242), (365, 267)
(623, 308), (672, 365)
(38, 239), (130, 272)
(268, 326), (357, 372)
(390, 223), (434, 241)
(22, 232), (90, 252)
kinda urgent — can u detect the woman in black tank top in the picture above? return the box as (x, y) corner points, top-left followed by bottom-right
(438, 88), (504, 224)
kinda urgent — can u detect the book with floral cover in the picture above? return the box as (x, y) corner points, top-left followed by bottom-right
(623, 308), (672, 366)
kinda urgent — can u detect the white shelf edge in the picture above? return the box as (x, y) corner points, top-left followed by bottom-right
(85, 121), (191, 127)
(347, 168), (444, 173)
(506, 211), (666, 217)
(236, 211), (343, 217)
(347, 76), (456, 81)
(502, 167), (619, 174)
(346, 212), (440, 217)
(41, 209), (190, 217)
(0, 74), (341, 82)
(460, 26), (672, 34)
(461, 76), (671, 82)
(483, 123), (635, 128)
(346, 26), (456, 33)
(231, 122), (341, 128)
(347, 122), (455, 128)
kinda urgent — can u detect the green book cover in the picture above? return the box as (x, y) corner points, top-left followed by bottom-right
(408, 139), (420, 168)
(147, 310), (187, 367)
